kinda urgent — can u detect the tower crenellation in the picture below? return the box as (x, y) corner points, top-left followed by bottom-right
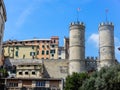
(99, 22), (113, 26)
(68, 20), (116, 73)
(70, 21), (84, 26)
(85, 56), (98, 61)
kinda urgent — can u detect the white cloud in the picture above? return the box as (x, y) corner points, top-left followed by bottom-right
(88, 33), (120, 51)
(88, 33), (99, 47)
(88, 33), (120, 61)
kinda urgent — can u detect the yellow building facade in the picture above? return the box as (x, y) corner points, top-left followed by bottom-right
(3, 36), (59, 60)
(3, 45), (38, 59)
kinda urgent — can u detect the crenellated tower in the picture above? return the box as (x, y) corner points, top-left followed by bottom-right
(98, 22), (116, 69)
(69, 22), (86, 75)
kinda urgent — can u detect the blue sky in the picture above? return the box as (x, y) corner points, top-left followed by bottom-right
(4, 0), (120, 61)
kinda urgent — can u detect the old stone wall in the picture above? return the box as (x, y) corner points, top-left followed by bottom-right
(43, 59), (68, 79)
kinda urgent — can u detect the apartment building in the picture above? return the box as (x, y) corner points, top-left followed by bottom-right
(4, 45), (38, 59)
(1, 59), (66, 90)
(0, 78), (63, 90)
(0, 0), (7, 65)
(16, 63), (43, 78)
(3, 36), (59, 60)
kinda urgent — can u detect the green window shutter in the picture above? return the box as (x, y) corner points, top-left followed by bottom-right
(34, 52), (35, 55)
(46, 51), (49, 55)
(15, 51), (18, 56)
(16, 46), (19, 49)
(32, 46), (34, 49)
(30, 52), (32, 56)
(42, 51), (44, 55)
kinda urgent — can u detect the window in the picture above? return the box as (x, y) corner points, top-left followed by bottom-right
(37, 41), (40, 43)
(30, 52), (32, 56)
(47, 41), (50, 43)
(42, 45), (45, 48)
(37, 51), (39, 55)
(19, 72), (22, 75)
(50, 50), (55, 53)
(32, 71), (36, 75)
(30, 52), (35, 56)
(15, 51), (18, 56)
(42, 41), (45, 43)
(33, 52), (35, 56)
(25, 72), (29, 75)
(58, 50), (61, 55)
(51, 45), (55, 48)
(52, 54), (54, 57)
(36, 81), (46, 87)
(23, 54), (25, 59)
(16, 46), (19, 49)
(37, 46), (39, 49)
(8, 83), (18, 87)
(42, 51), (44, 55)
(47, 45), (49, 48)
(32, 46), (34, 49)
(31, 41), (34, 43)
(21, 65), (24, 67)
(59, 57), (61, 59)
(20, 42), (22, 44)
(46, 51), (49, 55)
(25, 41), (28, 43)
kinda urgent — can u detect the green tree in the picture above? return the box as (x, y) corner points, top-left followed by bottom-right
(64, 64), (120, 90)
(81, 64), (120, 90)
(0, 68), (8, 78)
(64, 72), (88, 90)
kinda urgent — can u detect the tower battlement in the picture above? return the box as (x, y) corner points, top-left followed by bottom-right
(85, 56), (98, 61)
(70, 21), (85, 26)
(99, 22), (114, 27)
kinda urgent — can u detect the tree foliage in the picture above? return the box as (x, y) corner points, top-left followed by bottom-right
(0, 68), (8, 78)
(64, 72), (88, 90)
(81, 65), (120, 90)
(64, 64), (120, 90)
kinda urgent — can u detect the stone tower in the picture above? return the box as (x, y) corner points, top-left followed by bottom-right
(99, 22), (115, 69)
(69, 22), (86, 75)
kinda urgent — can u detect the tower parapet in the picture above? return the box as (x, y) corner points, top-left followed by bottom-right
(70, 22), (85, 26)
(69, 21), (86, 75)
(99, 22), (113, 27)
(98, 22), (115, 69)
(85, 56), (98, 61)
